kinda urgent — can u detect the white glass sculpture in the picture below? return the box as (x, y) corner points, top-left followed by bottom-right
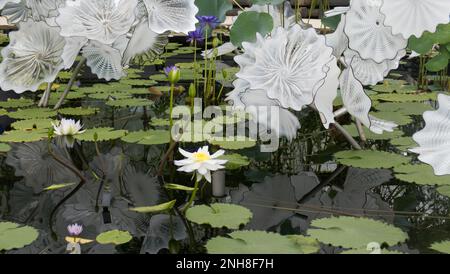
(82, 41), (126, 81)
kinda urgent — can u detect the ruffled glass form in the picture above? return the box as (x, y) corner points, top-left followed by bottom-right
(410, 94), (450, 176)
(0, 21), (65, 93)
(56, 0), (137, 44)
(142, 0), (198, 34)
(82, 41), (126, 81)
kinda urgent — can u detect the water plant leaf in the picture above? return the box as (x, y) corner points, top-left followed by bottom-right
(370, 111), (412, 126)
(334, 150), (410, 169)
(58, 107), (99, 116)
(96, 230), (132, 245)
(390, 137), (416, 151)
(43, 183), (76, 191)
(0, 98), (34, 108)
(394, 164), (450, 186)
(426, 48), (450, 72)
(342, 125), (404, 140)
(186, 203), (252, 229)
(219, 153), (250, 170)
(307, 216), (408, 249)
(7, 108), (57, 120)
(0, 143), (11, 152)
(0, 130), (48, 143)
(371, 92), (438, 102)
(285, 235), (321, 254)
(0, 222), (39, 251)
(206, 231), (309, 254)
(437, 185), (450, 198)
(0, 109), (7, 116)
(194, 0), (232, 22)
(230, 11), (274, 47)
(341, 248), (404, 254)
(208, 138), (257, 150)
(121, 130), (170, 145)
(74, 127), (127, 142)
(106, 98), (154, 108)
(88, 92), (132, 100)
(129, 200), (176, 213)
(374, 102), (433, 116)
(164, 184), (195, 192)
(430, 241), (450, 254)
(11, 119), (54, 131)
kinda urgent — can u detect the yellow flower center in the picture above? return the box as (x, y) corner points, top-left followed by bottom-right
(193, 152), (210, 162)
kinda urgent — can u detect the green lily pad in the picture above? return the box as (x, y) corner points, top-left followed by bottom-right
(206, 231), (310, 254)
(285, 235), (321, 254)
(430, 241), (450, 254)
(334, 150), (410, 169)
(230, 11), (274, 47)
(208, 137), (257, 150)
(121, 130), (170, 145)
(374, 102), (433, 115)
(119, 79), (157, 86)
(437, 185), (450, 198)
(74, 127), (127, 142)
(370, 111), (412, 126)
(106, 98), (154, 108)
(219, 153), (250, 170)
(390, 137), (416, 151)
(186, 203), (252, 229)
(0, 130), (48, 143)
(11, 119), (54, 130)
(0, 222), (39, 251)
(0, 109), (7, 116)
(7, 108), (57, 120)
(394, 164), (450, 186)
(96, 230), (132, 245)
(307, 216), (408, 249)
(341, 248), (404, 254)
(371, 92), (438, 102)
(0, 143), (11, 153)
(58, 107), (99, 116)
(0, 98), (34, 109)
(150, 118), (170, 127)
(88, 92), (132, 100)
(342, 125), (404, 140)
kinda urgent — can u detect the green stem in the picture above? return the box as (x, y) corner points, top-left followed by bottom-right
(183, 179), (200, 213)
(169, 83), (175, 135)
(203, 29), (209, 101)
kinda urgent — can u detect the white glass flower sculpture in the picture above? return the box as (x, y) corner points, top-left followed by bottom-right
(0, 0), (19, 10)
(0, 1), (29, 24)
(0, 21), (65, 93)
(344, 0), (407, 63)
(56, 0), (137, 45)
(82, 41), (125, 81)
(235, 25), (335, 111)
(380, 0), (450, 39)
(174, 146), (228, 183)
(325, 14), (348, 58)
(142, 0), (198, 34)
(1, 0), (64, 23)
(410, 94), (450, 176)
(61, 37), (88, 69)
(52, 118), (86, 136)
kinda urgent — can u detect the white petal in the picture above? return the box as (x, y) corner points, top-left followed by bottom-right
(62, 37), (88, 69)
(82, 41), (126, 81)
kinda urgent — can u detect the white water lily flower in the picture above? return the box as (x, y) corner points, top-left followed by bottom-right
(344, 0), (407, 63)
(235, 25), (335, 111)
(174, 146), (228, 183)
(410, 94), (450, 176)
(56, 0), (137, 45)
(380, 0), (450, 39)
(142, 0), (198, 34)
(52, 118), (86, 136)
(0, 21), (65, 93)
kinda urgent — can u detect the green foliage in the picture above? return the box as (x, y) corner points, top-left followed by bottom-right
(11, 119), (54, 131)
(121, 130), (170, 145)
(0, 130), (48, 143)
(129, 200), (176, 213)
(96, 230), (132, 245)
(219, 153), (250, 170)
(194, 0), (232, 22)
(342, 125), (404, 141)
(7, 108), (57, 120)
(58, 107), (99, 116)
(430, 241), (450, 254)
(0, 222), (39, 251)
(186, 203), (252, 229)
(106, 98), (154, 108)
(307, 216), (408, 249)
(394, 164), (450, 186)
(230, 11), (274, 47)
(75, 128), (127, 142)
(208, 137), (257, 150)
(334, 150), (410, 169)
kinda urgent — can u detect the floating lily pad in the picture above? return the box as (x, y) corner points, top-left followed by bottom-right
(88, 92), (132, 100)
(390, 137), (416, 151)
(58, 107), (99, 116)
(370, 111), (412, 126)
(430, 241), (450, 254)
(437, 185), (450, 198)
(119, 79), (157, 86)
(0, 130), (48, 143)
(206, 231), (308, 254)
(208, 138), (257, 150)
(394, 164), (450, 186)
(0, 109), (7, 116)
(186, 203), (252, 229)
(334, 150), (410, 169)
(219, 154), (250, 170)
(341, 248), (404, 254)
(285, 235), (321, 254)
(121, 130), (170, 145)
(0, 143), (11, 153)
(371, 92), (437, 102)
(374, 102), (433, 115)
(74, 127), (127, 142)
(307, 216), (408, 249)
(7, 108), (57, 120)
(342, 125), (403, 140)
(11, 119), (54, 130)
(0, 222), (39, 251)
(150, 118), (170, 127)
(106, 98), (154, 108)
(96, 230), (133, 245)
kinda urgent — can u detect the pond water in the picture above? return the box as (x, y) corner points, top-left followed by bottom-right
(0, 0), (450, 255)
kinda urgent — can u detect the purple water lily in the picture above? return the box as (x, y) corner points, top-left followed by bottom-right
(187, 28), (204, 44)
(196, 15), (221, 30)
(67, 223), (83, 236)
(164, 65), (179, 76)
